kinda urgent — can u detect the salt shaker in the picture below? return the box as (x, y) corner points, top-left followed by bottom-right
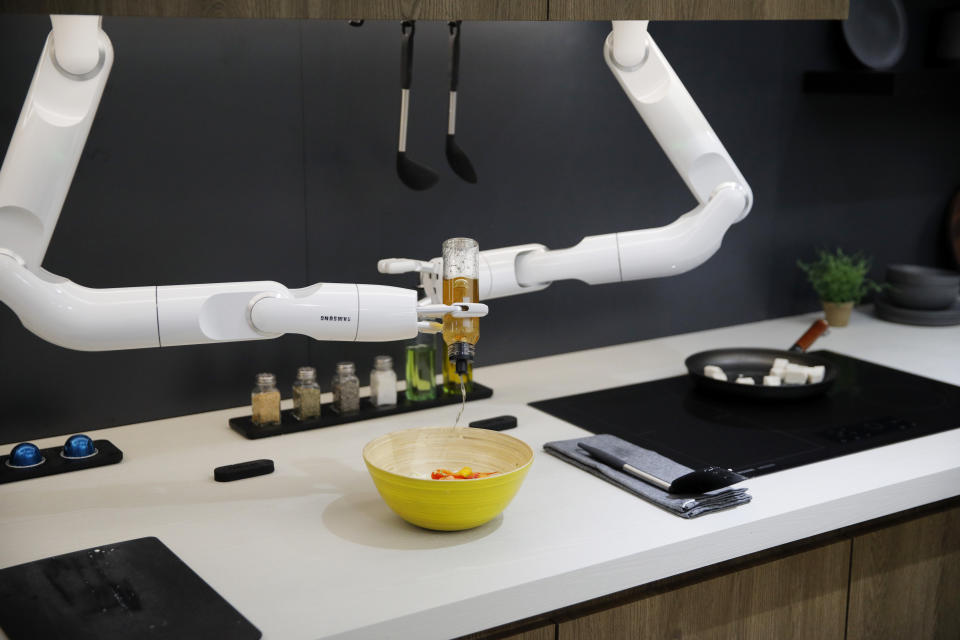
(369, 355), (398, 408)
(292, 366), (322, 421)
(251, 372), (281, 426)
(331, 361), (360, 414)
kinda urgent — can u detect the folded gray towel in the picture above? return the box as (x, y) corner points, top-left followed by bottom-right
(544, 434), (751, 518)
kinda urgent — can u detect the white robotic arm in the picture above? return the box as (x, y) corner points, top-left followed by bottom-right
(0, 16), (486, 351)
(1, 18), (741, 351)
(381, 21), (753, 301)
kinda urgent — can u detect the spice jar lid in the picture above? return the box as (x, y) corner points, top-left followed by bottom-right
(373, 355), (393, 370)
(296, 366), (317, 381)
(256, 372), (276, 386)
(335, 361), (356, 375)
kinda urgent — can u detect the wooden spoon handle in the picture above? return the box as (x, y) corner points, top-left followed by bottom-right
(790, 318), (829, 352)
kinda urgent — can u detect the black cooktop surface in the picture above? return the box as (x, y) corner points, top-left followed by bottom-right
(530, 351), (960, 478)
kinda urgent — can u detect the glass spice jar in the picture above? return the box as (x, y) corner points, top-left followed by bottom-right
(331, 361), (360, 414)
(292, 366), (322, 421)
(369, 355), (398, 408)
(251, 372), (281, 426)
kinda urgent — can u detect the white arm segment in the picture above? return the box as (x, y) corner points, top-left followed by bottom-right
(0, 16), (112, 272)
(0, 252), (421, 350)
(0, 17), (454, 352)
(380, 21), (752, 301)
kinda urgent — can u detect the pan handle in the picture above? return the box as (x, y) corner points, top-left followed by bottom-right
(789, 318), (829, 353)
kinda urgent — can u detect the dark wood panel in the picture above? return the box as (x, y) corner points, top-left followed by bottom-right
(502, 626), (555, 640)
(0, 0), (548, 20)
(0, 0), (845, 20)
(0, 0), (309, 18)
(455, 622), (555, 640)
(558, 541), (849, 640)
(549, 0), (848, 21)
(305, 1), (547, 20)
(847, 505), (960, 640)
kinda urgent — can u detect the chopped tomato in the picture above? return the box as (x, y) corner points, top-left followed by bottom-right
(430, 467), (498, 480)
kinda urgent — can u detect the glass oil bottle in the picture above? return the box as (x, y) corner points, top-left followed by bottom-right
(441, 237), (480, 376)
(441, 237), (479, 425)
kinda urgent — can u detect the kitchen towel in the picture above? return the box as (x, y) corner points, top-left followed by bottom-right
(543, 434), (751, 518)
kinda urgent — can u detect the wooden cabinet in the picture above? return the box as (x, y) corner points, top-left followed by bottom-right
(0, 0), (847, 21)
(847, 505), (960, 640)
(500, 626), (555, 640)
(557, 541), (849, 640)
(464, 501), (960, 640)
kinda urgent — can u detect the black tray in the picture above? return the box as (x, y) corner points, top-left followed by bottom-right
(229, 383), (494, 439)
(0, 439), (122, 485)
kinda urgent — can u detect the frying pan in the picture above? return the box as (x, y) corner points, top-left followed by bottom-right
(685, 319), (835, 399)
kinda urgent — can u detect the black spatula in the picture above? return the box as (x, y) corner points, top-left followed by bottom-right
(578, 442), (746, 494)
(445, 21), (477, 183)
(397, 20), (438, 191)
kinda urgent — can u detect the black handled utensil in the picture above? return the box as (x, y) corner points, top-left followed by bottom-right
(445, 20), (477, 183)
(397, 21), (438, 191)
(577, 442), (746, 494)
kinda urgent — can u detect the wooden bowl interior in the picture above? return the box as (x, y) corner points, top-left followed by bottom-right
(363, 426), (533, 479)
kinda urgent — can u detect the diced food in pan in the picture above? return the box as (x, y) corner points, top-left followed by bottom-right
(783, 364), (808, 385)
(704, 365), (724, 378)
(704, 357), (828, 387)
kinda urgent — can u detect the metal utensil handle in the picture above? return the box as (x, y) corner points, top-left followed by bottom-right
(401, 21), (414, 90)
(622, 463), (672, 491)
(448, 20), (461, 92)
(578, 442), (672, 490)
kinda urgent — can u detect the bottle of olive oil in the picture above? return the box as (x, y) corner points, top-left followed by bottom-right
(441, 237), (480, 375)
(441, 237), (479, 427)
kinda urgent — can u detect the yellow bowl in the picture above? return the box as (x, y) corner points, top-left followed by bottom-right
(362, 426), (534, 531)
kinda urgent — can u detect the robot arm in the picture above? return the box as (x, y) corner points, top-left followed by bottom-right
(0, 16), (485, 351)
(380, 21), (753, 301)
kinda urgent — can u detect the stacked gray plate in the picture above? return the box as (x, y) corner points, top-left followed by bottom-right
(876, 265), (960, 326)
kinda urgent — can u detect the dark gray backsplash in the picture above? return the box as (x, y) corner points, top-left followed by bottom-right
(1, 10), (957, 441)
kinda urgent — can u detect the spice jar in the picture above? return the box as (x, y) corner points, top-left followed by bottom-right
(292, 366), (322, 421)
(331, 361), (360, 414)
(251, 372), (281, 426)
(370, 355), (398, 408)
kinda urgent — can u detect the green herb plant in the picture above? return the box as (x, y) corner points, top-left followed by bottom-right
(797, 248), (884, 304)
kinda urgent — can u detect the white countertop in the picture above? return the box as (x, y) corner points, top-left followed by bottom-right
(2, 308), (959, 639)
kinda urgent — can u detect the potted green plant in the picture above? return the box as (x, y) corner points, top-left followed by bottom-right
(797, 248), (883, 327)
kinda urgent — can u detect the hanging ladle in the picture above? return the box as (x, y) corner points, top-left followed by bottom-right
(396, 20), (438, 191)
(445, 20), (477, 183)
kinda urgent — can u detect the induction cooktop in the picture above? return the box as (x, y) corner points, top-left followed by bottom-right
(530, 351), (960, 478)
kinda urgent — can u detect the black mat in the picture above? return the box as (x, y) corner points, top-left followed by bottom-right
(531, 351), (960, 478)
(0, 537), (261, 640)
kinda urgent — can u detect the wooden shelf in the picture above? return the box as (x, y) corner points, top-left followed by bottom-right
(0, 0), (847, 21)
(549, 0), (848, 21)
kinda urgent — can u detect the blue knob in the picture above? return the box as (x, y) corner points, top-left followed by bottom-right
(62, 434), (97, 459)
(8, 442), (44, 468)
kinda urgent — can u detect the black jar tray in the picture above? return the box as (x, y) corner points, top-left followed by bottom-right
(0, 440), (123, 485)
(228, 383), (494, 440)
